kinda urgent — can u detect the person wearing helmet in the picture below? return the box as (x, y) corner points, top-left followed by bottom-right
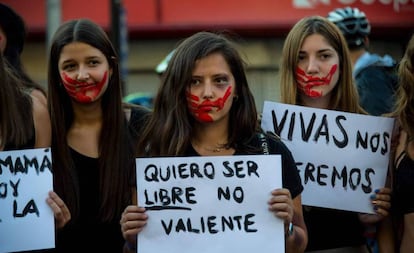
(155, 49), (175, 76)
(327, 6), (398, 117)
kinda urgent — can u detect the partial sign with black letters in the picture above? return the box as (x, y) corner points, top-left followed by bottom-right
(0, 148), (54, 253)
(136, 155), (284, 253)
(261, 101), (394, 213)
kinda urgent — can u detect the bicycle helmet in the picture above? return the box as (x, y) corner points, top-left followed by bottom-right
(327, 7), (371, 48)
(155, 49), (175, 75)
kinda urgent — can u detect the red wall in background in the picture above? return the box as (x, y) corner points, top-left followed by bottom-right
(3, 0), (414, 38)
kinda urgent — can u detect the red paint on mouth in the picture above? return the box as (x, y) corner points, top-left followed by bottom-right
(296, 64), (337, 98)
(186, 86), (233, 122)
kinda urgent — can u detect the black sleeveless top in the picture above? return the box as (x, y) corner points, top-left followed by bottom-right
(303, 206), (365, 250)
(393, 151), (414, 215)
(54, 148), (125, 253)
(53, 106), (150, 253)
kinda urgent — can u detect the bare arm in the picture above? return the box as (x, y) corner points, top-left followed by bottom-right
(46, 191), (71, 229)
(400, 213), (414, 253)
(31, 89), (48, 107)
(377, 215), (395, 253)
(31, 93), (51, 148)
(121, 188), (147, 253)
(358, 172), (394, 252)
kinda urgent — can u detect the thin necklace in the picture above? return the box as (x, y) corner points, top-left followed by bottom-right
(203, 146), (225, 153)
(193, 142), (227, 153)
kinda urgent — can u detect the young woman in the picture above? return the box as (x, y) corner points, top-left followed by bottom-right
(120, 31), (308, 253)
(279, 15), (393, 253)
(47, 19), (149, 253)
(392, 33), (414, 253)
(1, 51), (70, 248)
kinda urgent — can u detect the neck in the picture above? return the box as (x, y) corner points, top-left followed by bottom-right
(191, 119), (230, 153)
(349, 48), (366, 67)
(193, 123), (228, 145)
(72, 101), (103, 125)
(300, 93), (331, 110)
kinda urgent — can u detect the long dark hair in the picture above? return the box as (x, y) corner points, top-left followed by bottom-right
(137, 31), (259, 156)
(47, 19), (135, 221)
(0, 53), (33, 149)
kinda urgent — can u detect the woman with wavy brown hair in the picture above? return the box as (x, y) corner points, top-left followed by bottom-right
(392, 33), (414, 253)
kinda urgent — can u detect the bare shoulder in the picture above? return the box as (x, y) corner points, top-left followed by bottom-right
(31, 93), (48, 117)
(30, 89), (47, 107)
(31, 93), (51, 148)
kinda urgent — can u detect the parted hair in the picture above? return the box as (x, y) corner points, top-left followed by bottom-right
(137, 31), (259, 156)
(47, 19), (134, 222)
(280, 15), (365, 114)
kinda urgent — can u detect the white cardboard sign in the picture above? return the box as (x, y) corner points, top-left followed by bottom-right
(261, 101), (394, 213)
(0, 148), (54, 253)
(136, 155), (284, 253)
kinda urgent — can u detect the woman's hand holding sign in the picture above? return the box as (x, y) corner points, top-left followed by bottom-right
(46, 191), (71, 229)
(359, 187), (392, 224)
(120, 205), (148, 252)
(268, 188), (293, 231)
(268, 188), (308, 253)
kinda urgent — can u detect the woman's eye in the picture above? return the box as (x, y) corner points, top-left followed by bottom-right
(190, 79), (201, 86)
(320, 54), (331, 60)
(216, 77), (228, 85)
(62, 64), (76, 71)
(88, 60), (100, 66)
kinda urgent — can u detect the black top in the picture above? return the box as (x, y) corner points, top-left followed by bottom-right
(303, 206), (365, 251)
(53, 149), (125, 253)
(185, 133), (304, 199)
(52, 106), (150, 253)
(393, 151), (414, 215)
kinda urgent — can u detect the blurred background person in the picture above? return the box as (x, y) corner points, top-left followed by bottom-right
(327, 6), (398, 117)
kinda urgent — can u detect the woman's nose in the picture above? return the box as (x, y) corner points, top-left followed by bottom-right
(76, 68), (90, 81)
(306, 57), (319, 74)
(202, 82), (214, 99)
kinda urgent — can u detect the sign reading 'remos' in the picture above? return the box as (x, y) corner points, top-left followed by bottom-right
(261, 101), (394, 214)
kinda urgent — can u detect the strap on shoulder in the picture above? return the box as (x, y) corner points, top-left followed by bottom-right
(258, 133), (269, 155)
